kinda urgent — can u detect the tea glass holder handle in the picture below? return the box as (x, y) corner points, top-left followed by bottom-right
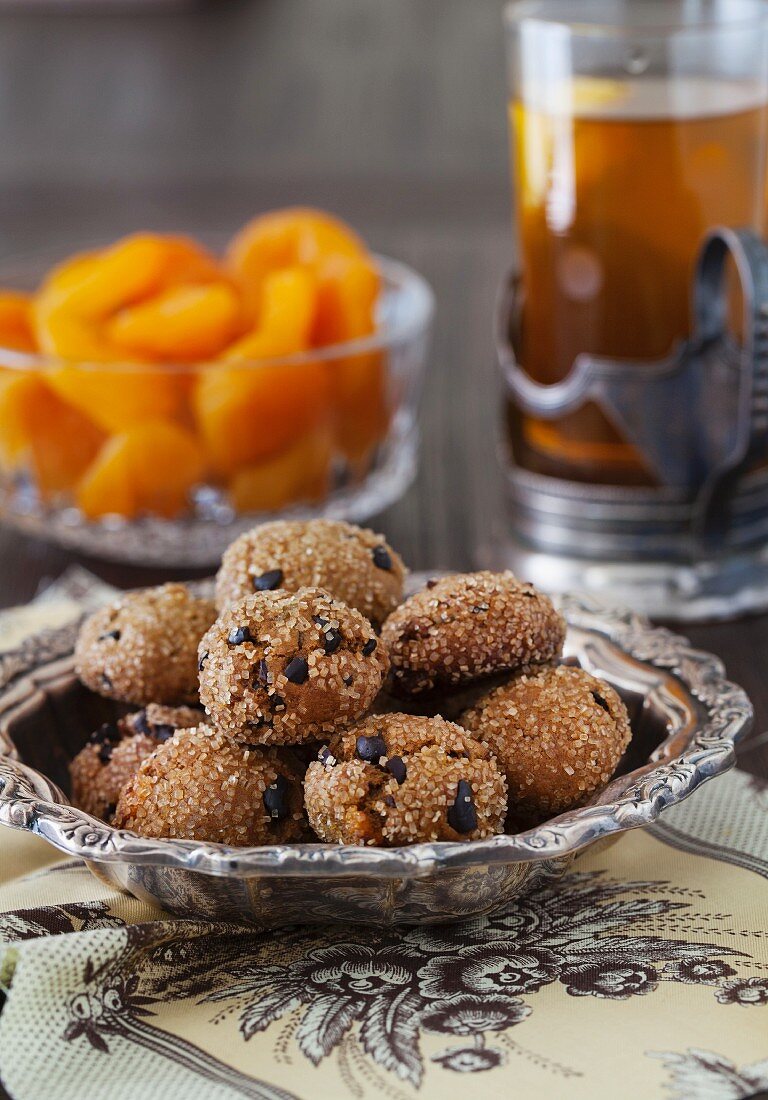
(691, 228), (768, 546)
(496, 227), (768, 550)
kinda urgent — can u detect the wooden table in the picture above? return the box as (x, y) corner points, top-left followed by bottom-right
(0, 4), (764, 754)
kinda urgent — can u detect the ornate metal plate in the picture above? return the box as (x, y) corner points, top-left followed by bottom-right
(0, 594), (753, 926)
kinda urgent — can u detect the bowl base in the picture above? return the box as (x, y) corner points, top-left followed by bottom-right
(0, 423), (418, 567)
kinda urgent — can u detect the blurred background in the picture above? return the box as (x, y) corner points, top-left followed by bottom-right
(0, 0), (512, 589)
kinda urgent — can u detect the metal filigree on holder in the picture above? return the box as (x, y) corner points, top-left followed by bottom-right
(0, 598), (752, 927)
(493, 227), (768, 620)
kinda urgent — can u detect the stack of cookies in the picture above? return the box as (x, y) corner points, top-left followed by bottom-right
(70, 519), (631, 847)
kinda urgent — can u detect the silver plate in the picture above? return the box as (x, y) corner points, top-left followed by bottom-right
(0, 593), (753, 926)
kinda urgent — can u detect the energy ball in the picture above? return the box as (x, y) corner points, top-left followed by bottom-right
(368, 672), (515, 723)
(381, 571), (566, 698)
(113, 726), (307, 845)
(75, 583), (216, 706)
(69, 704), (201, 822)
(304, 712), (507, 846)
(215, 519), (406, 625)
(123, 703), (203, 742)
(460, 664), (632, 825)
(198, 587), (389, 745)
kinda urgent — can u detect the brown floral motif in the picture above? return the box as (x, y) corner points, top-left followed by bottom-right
(418, 944), (562, 999)
(299, 944), (422, 999)
(194, 870), (763, 1086)
(206, 944), (425, 1086)
(63, 968), (157, 1053)
(422, 994), (528, 1074)
(420, 995), (531, 1035)
(666, 958), (737, 985)
(20, 869), (763, 1093)
(715, 977), (768, 1006)
(432, 1045), (506, 1073)
(57, 925), (302, 1100)
(485, 900), (545, 940)
(0, 901), (124, 942)
(559, 963), (658, 1000)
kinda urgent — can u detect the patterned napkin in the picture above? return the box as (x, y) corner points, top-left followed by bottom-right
(0, 575), (767, 1100)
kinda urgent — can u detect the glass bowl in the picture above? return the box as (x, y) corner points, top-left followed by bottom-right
(0, 252), (433, 566)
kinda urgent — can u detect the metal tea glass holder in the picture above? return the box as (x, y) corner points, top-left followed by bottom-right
(493, 227), (768, 621)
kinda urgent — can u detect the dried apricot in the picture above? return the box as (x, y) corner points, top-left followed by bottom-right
(312, 256), (388, 460)
(153, 235), (225, 289)
(224, 266), (316, 360)
(0, 293), (37, 353)
(33, 235), (220, 363)
(2, 213), (389, 518)
(312, 255), (379, 345)
(77, 421), (205, 520)
(227, 207), (366, 320)
(0, 372), (106, 495)
(37, 236), (169, 320)
(228, 428), (332, 512)
(0, 373), (34, 461)
(34, 247), (154, 363)
(46, 365), (183, 434)
(34, 301), (125, 362)
(108, 284), (242, 362)
(195, 267), (328, 474)
(194, 360), (330, 477)
(332, 349), (389, 462)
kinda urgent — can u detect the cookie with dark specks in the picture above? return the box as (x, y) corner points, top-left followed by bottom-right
(215, 519), (406, 625)
(459, 664), (631, 825)
(69, 704), (201, 822)
(114, 726), (307, 845)
(75, 584), (216, 706)
(198, 586), (389, 745)
(381, 572), (566, 697)
(304, 712), (507, 845)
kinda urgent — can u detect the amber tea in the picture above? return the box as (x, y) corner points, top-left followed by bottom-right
(508, 77), (768, 484)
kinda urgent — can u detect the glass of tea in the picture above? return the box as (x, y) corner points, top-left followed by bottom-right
(504, 0), (768, 486)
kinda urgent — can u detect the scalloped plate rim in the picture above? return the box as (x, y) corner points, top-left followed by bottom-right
(0, 590), (754, 879)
